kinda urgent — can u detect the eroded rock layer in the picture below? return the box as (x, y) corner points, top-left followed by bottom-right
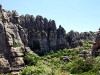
(0, 5), (29, 73)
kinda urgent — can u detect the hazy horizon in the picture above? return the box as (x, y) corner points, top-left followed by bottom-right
(0, 0), (100, 33)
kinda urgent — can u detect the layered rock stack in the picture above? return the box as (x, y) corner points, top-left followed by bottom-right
(19, 14), (67, 55)
(0, 4), (29, 73)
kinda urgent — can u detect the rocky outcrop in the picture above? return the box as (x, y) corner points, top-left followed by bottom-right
(60, 56), (71, 62)
(0, 5), (30, 73)
(91, 29), (100, 56)
(0, 4), (67, 73)
(19, 14), (96, 55)
(19, 14), (67, 55)
(79, 50), (90, 59)
(66, 30), (96, 48)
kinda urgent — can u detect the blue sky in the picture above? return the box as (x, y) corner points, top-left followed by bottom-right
(0, 0), (100, 32)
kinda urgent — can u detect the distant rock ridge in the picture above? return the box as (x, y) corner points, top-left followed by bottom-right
(0, 4), (96, 73)
(19, 14), (96, 55)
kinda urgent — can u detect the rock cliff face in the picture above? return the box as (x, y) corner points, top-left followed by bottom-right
(0, 5), (30, 73)
(19, 14), (67, 55)
(0, 4), (96, 73)
(19, 15), (96, 55)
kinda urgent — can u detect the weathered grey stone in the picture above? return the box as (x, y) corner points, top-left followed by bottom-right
(10, 47), (24, 57)
(0, 6), (29, 73)
(0, 4), (2, 14)
(60, 56), (71, 62)
(67, 30), (96, 48)
(79, 50), (90, 59)
(0, 58), (10, 73)
(56, 25), (67, 50)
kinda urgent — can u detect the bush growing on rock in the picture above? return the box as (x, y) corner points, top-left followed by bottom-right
(13, 42), (19, 48)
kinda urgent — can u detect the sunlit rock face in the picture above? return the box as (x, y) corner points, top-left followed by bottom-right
(0, 5), (28, 73)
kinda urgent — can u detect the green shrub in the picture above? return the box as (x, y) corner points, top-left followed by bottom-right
(94, 56), (100, 64)
(24, 53), (39, 66)
(91, 56), (100, 72)
(20, 40), (99, 75)
(88, 40), (93, 44)
(19, 65), (54, 75)
(50, 59), (61, 68)
(0, 73), (12, 75)
(65, 58), (93, 74)
(13, 42), (19, 48)
(91, 64), (100, 73)
(77, 72), (98, 75)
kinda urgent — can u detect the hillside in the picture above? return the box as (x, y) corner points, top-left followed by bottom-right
(20, 46), (100, 75)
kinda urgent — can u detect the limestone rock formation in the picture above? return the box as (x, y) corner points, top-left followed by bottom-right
(19, 14), (96, 55)
(79, 50), (90, 59)
(19, 14), (67, 55)
(66, 30), (96, 48)
(0, 4), (97, 73)
(0, 4), (68, 73)
(0, 5), (29, 73)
